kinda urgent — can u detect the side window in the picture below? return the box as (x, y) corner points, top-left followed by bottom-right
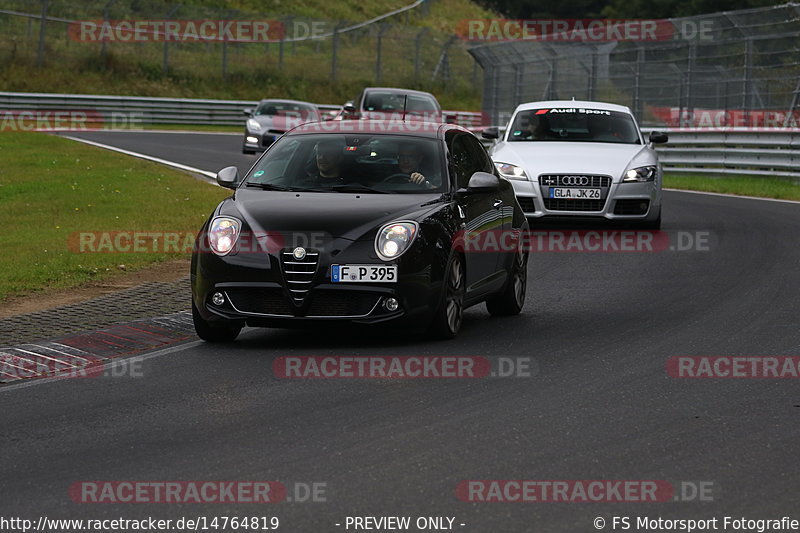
(451, 134), (481, 189)
(464, 134), (494, 174)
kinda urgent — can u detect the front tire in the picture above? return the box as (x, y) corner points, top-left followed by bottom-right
(640, 211), (662, 230)
(486, 248), (527, 316)
(192, 301), (241, 342)
(429, 254), (465, 340)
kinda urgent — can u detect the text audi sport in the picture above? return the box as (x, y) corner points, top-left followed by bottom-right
(483, 100), (668, 228)
(191, 120), (529, 341)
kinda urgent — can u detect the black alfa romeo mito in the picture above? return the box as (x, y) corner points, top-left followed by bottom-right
(191, 120), (529, 341)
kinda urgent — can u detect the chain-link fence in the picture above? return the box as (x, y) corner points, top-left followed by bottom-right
(0, 0), (480, 100)
(469, 3), (800, 128)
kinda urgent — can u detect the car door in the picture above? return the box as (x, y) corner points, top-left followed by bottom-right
(447, 130), (505, 298)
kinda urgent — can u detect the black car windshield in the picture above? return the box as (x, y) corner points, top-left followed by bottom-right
(254, 102), (318, 120)
(245, 134), (446, 194)
(508, 108), (641, 144)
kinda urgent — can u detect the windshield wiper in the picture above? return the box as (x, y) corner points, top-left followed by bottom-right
(245, 182), (292, 191)
(330, 183), (390, 194)
(245, 182), (327, 192)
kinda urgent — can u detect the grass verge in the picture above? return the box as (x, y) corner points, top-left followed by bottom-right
(664, 174), (800, 201)
(0, 131), (229, 301)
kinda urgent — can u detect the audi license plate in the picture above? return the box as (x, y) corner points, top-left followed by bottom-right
(331, 265), (397, 283)
(549, 187), (601, 199)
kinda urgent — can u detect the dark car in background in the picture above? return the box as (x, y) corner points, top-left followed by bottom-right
(192, 120), (529, 341)
(339, 87), (443, 122)
(242, 99), (321, 154)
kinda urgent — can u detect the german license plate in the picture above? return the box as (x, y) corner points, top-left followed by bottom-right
(549, 187), (601, 199)
(331, 265), (397, 283)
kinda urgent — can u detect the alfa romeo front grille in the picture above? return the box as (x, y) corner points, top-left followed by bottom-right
(539, 175), (611, 187)
(280, 249), (319, 304)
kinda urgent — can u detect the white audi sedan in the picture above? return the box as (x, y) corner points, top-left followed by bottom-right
(483, 100), (667, 228)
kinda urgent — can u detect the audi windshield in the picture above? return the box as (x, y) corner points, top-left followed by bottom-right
(508, 108), (641, 144)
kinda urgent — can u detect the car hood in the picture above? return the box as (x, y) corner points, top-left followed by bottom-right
(491, 141), (654, 182)
(250, 115), (315, 131)
(226, 190), (441, 242)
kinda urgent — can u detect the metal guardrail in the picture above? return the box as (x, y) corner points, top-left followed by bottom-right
(2, 91), (798, 177)
(0, 91), (483, 128)
(647, 129), (800, 178)
(483, 127), (800, 178)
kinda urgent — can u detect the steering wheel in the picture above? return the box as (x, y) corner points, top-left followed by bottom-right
(382, 173), (413, 184)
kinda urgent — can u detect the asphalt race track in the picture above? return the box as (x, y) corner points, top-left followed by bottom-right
(2, 131), (799, 531)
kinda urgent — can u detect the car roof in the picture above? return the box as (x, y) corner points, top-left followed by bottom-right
(286, 120), (468, 139)
(362, 87), (438, 99)
(258, 98), (318, 107)
(513, 100), (633, 115)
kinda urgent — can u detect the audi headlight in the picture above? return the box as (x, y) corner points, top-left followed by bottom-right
(375, 221), (418, 261)
(208, 216), (241, 256)
(623, 165), (658, 182)
(246, 119), (261, 132)
(494, 162), (528, 180)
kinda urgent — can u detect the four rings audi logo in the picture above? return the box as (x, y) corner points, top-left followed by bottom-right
(560, 175), (590, 186)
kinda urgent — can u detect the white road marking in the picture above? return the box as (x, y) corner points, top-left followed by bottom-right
(8, 347), (79, 367)
(60, 135), (218, 181)
(665, 188), (800, 205)
(0, 340), (202, 393)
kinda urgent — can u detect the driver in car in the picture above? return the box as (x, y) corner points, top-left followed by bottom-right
(396, 142), (436, 189)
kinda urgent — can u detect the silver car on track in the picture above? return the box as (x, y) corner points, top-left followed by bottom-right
(483, 100), (668, 228)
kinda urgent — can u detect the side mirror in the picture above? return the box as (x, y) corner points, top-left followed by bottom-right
(216, 166), (240, 190)
(243, 108), (253, 117)
(649, 131), (668, 144)
(343, 102), (356, 113)
(465, 171), (500, 192)
(481, 126), (500, 140)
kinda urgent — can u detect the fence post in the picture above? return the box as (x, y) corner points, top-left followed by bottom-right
(431, 35), (456, 82)
(331, 23), (343, 81)
(163, 5), (180, 75)
(279, 18), (286, 69)
(685, 41), (696, 125)
(514, 64), (523, 107)
(587, 46), (598, 100)
(376, 23), (389, 83)
(414, 28), (428, 83)
(742, 38), (753, 125)
(633, 45), (644, 119)
(101, 0), (116, 63)
(36, 0), (49, 67)
(783, 76), (800, 128)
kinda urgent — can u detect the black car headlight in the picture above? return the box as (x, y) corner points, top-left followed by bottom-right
(375, 221), (418, 261)
(494, 162), (528, 180)
(623, 165), (658, 182)
(208, 216), (242, 256)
